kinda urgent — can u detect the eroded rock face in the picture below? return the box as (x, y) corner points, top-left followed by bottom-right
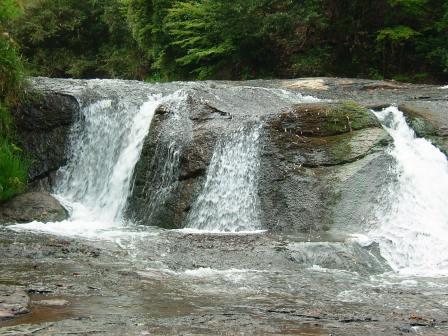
(267, 102), (387, 167)
(259, 102), (392, 234)
(127, 94), (392, 235)
(0, 192), (68, 224)
(13, 90), (80, 189)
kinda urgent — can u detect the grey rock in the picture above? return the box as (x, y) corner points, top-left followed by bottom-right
(13, 90), (80, 185)
(286, 241), (390, 274)
(256, 102), (391, 234)
(127, 91), (393, 234)
(398, 101), (448, 155)
(0, 192), (68, 224)
(32, 299), (69, 306)
(0, 285), (30, 321)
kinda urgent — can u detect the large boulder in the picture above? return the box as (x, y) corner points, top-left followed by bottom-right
(259, 102), (392, 234)
(0, 192), (68, 224)
(13, 90), (80, 190)
(127, 91), (392, 235)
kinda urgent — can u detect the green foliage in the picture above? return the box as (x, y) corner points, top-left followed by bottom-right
(0, 138), (28, 202)
(164, 1), (236, 79)
(162, 0), (303, 79)
(1, 0), (28, 202)
(0, 0), (21, 24)
(1, 0), (24, 133)
(0, 102), (13, 135)
(7, 0), (448, 82)
(0, 36), (24, 106)
(377, 26), (420, 43)
(13, 0), (149, 79)
(125, 0), (174, 80)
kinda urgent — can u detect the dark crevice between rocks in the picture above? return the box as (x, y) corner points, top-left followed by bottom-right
(179, 168), (206, 181)
(190, 102), (232, 121)
(27, 169), (60, 193)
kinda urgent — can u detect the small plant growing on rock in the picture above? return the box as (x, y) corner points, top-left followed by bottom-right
(0, 138), (28, 202)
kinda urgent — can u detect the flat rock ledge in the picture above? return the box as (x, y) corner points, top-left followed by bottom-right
(0, 192), (68, 225)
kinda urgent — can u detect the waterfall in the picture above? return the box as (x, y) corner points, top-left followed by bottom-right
(57, 97), (163, 221)
(361, 106), (448, 276)
(186, 126), (262, 232)
(13, 94), (166, 237)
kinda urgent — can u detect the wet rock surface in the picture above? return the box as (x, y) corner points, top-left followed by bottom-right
(399, 101), (448, 155)
(0, 192), (68, 224)
(13, 90), (80, 186)
(0, 286), (30, 320)
(126, 87), (394, 233)
(1, 229), (448, 335)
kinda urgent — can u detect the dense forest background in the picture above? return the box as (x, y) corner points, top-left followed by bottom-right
(6, 0), (448, 83)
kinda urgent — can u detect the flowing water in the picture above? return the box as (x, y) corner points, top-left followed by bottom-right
(11, 94), (166, 238)
(186, 126), (262, 232)
(357, 106), (448, 276)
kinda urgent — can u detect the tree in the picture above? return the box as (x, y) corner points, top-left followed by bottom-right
(13, 0), (148, 79)
(8, 0), (448, 82)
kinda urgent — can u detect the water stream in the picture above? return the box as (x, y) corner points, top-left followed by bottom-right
(357, 106), (448, 276)
(186, 126), (262, 232)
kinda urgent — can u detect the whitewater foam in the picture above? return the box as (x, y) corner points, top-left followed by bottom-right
(360, 106), (448, 276)
(186, 126), (262, 232)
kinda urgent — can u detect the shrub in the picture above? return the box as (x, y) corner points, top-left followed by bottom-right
(0, 137), (28, 202)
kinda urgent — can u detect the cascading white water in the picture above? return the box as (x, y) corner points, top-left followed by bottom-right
(361, 106), (448, 276)
(186, 126), (262, 232)
(58, 98), (160, 222)
(12, 95), (166, 237)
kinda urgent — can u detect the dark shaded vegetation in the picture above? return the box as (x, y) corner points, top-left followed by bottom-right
(13, 0), (150, 79)
(6, 0), (448, 83)
(0, 0), (28, 201)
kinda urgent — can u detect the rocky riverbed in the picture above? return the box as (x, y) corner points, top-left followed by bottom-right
(1, 228), (448, 335)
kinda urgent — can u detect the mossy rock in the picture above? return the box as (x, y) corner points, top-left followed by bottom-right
(271, 101), (379, 138)
(268, 101), (387, 167)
